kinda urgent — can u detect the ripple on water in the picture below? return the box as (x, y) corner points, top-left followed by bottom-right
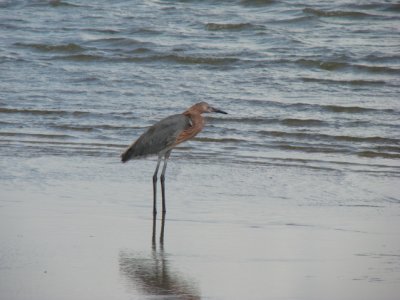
(303, 7), (376, 18)
(205, 22), (266, 31)
(14, 42), (85, 53)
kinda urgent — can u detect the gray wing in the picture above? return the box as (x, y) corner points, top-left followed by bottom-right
(121, 114), (191, 162)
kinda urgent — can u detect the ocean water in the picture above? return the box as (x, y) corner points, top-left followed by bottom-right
(1, 1), (400, 300)
(1, 0), (399, 170)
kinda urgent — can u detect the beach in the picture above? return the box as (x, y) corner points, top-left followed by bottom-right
(1, 155), (399, 299)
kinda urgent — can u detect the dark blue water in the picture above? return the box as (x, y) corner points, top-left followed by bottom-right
(1, 0), (399, 174)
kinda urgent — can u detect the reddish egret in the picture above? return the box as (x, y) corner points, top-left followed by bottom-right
(121, 102), (227, 215)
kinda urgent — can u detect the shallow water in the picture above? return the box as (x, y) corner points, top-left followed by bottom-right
(1, 1), (400, 299)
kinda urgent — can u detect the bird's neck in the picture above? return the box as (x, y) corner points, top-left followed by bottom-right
(183, 111), (205, 129)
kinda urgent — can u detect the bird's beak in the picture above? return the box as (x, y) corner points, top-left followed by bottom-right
(211, 107), (228, 114)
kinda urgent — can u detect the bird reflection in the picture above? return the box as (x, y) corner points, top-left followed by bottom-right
(119, 215), (200, 299)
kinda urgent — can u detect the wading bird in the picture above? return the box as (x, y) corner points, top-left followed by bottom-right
(121, 102), (227, 215)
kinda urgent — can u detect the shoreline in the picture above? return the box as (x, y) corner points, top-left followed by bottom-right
(1, 155), (399, 300)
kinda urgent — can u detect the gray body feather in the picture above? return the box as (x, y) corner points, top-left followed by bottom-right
(121, 114), (191, 162)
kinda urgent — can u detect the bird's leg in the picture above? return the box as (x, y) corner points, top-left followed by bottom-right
(152, 156), (162, 216)
(160, 150), (171, 214)
(152, 214), (156, 251)
(160, 213), (166, 247)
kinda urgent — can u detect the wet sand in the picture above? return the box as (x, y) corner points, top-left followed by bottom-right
(1, 155), (399, 300)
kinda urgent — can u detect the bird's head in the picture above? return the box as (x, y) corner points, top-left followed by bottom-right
(190, 102), (227, 114)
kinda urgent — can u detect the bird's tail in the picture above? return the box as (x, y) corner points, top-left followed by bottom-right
(120, 144), (135, 163)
